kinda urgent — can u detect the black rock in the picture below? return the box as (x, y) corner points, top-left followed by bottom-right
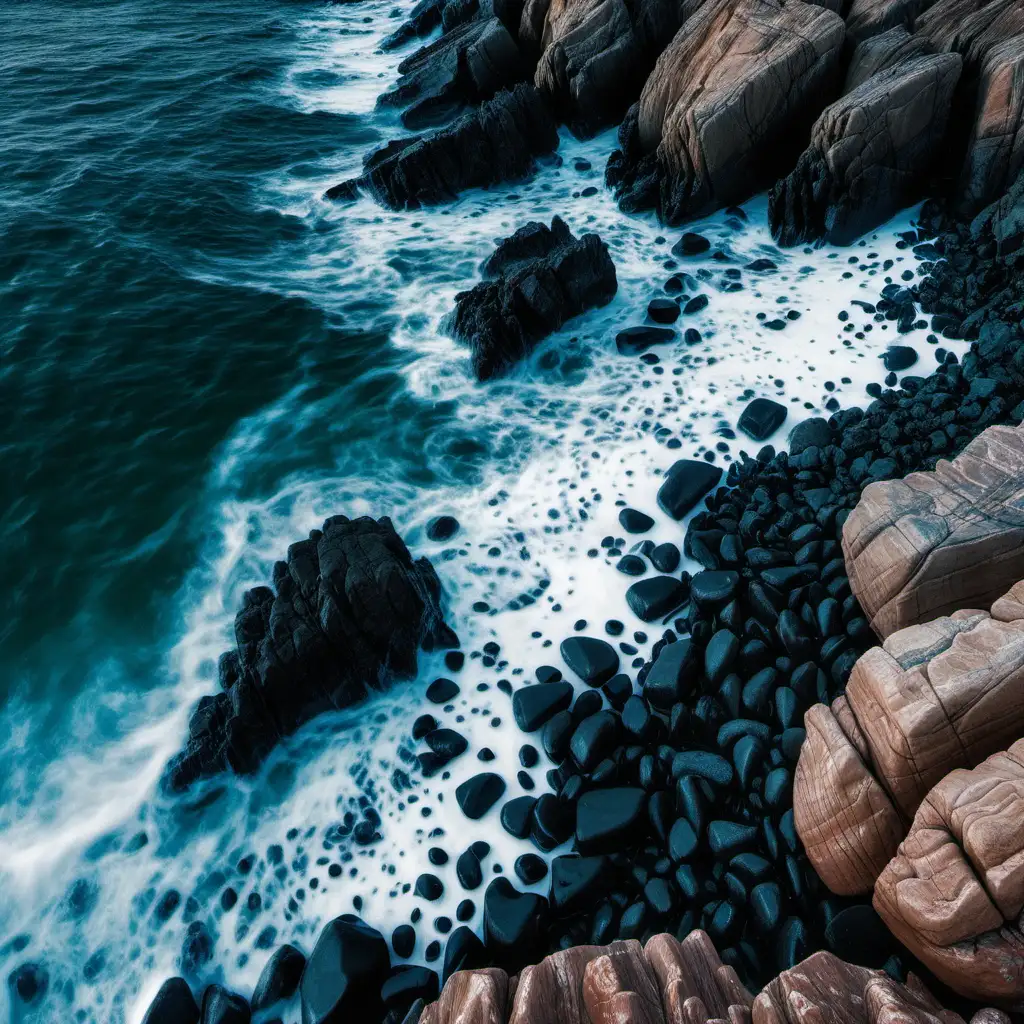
(549, 855), (612, 915)
(657, 460), (723, 520)
(738, 398), (788, 441)
(455, 773), (506, 819)
(650, 542), (680, 572)
(456, 847), (484, 890)
(442, 926), (486, 982)
(643, 639), (696, 709)
(381, 966), (440, 1014)
(142, 978), (198, 1024)
(616, 554), (647, 576)
(648, 297), (681, 323)
(512, 682), (573, 731)
(392, 925), (416, 960)
(414, 873), (444, 901)
(751, 881), (783, 934)
(673, 232), (711, 256)
(690, 570), (739, 608)
(708, 821), (759, 860)
(300, 916), (390, 1024)
(570, 710), (620, 772)
(426, 678), (460, 703)
(251, 945), (305, 1013)
(166, 516), (458, 790)
(426, 515), (460, 541)
(616, 325), (675, 355)
(788, 417), (832, 453)
(704, 630), (739, 686)
(668, 818), (699, 862)
(515, 854), (549, 885)
(500, 796), (537, 839)
(559, 636), (620, 686)
(483, 878), (548, 964)
(882, 345), (918, 372)
(618, 508), (655, 533)
(445, 215), (618, 379)
(626, 576), (688, 621)
(603, 673), (633, 710)
(200, 985), (249, 1024)
(672, 751), (733, 788)
(575, 787), (646, 853)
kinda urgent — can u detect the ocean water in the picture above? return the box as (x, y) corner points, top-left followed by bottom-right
(0, 1), (968, 1021)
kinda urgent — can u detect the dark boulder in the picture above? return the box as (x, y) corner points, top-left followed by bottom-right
(575, 787), (647, 853)
(165, 516), (457, 790)
(738, 398), (788, 441)
(142, 978), (199, 1024)
(455, 772), (507, 818)
(251, 944), (306, 1012)
(512, 681), (574, 731)
(444, 216), (617, 379)
(199, 985), (249, 1024)
(625, 575), (688, 621)
(657, 459), (722, 519)
(616, 325), (675, 354)
(483, 877), (549, 965)
(560, 635), (619, 685)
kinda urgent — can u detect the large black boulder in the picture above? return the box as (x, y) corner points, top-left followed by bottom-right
(444, 216), (617, 379)
(657, 459), (723, 519)
(199, 985), (249, 1024)
(482, 877), (548, 966)
(142, 978), (199, 1024)
(299, 916), (390, 1024)
(165, 516), (457, 790)
(251, 944), (305, 1013)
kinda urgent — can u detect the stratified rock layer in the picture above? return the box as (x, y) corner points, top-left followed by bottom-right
(843, 423), (1024, 639)
(165, 516), (457, 789)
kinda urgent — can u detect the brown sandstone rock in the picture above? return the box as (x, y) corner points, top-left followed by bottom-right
(769, 52), (961, 245)
(796, 583), (1024, 894)
(583, 939), (666, 1024)
(842, 423), (1024, 639)
(420, 967), (510, 1024)
(874, 739), (1024, 1010)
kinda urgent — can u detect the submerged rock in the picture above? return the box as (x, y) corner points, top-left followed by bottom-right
(443, 216), (617, 379)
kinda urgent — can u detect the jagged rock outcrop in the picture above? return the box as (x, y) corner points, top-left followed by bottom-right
(795, 580), (1024, 895)
(970, 165), (1024, 255)
(378, 16), (529, 130)
(606, 0), (845, 223)
(443, 216), (617, 379)
(844, 26), (937, 91)
(164, 516), (458, 790)
(874, 738), (1024, 1010)
(914, 0), (1024, 69)
(328, 84), (559, 209)
(420, 931), (1008, 1023)
(842, 423), (1024, 638)
(769, 53), (962, 245)
(843, 0), (938, 47)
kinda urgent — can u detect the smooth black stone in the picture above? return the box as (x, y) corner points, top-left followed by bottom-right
(542, 709), (574, 763)
(657, 461), (722, 520)
(751, 881), (783, 933)
(531, 793), (575, 850)
(650, 543), (680, 573)
(731, 852), (773, 884)
(560, 636), (620, 686)
(515, 854), (549, 885)
(575, 788), (646, 854)
(572, 689), (602, 722)
(381, 966), (439, 1014)
(425, 729), (468, 762)
(708, 900), (740, 944)
(619, 508), (655, 533)
(412, 714), (437, 740)
(738, 398), (787, 441)
(414, 874), (443, 901)
(603, 673), (633, 710)
(570, 711), (620, 772)
(690, 570), (739, 608)
(426, 678), (460, 703)
(626, 576), (688, 622)
(550, 855), (612, 915)
(718, 719), (771, 748)
(392, 924), (416, 959)
(616, 325), (675, 355)
(455, 773), (506, 820)
(426, 516), (459, 542)
(761, 565), (817, 590)
(672, 751), (733, 788)
(704, 630), (739, 686)
(683, 294), (709, 314)
(483, 878), (548, 963)
(708, 821), (759, 859)
(788, 416), (833, 453)
(456, 900), (475, 922)
(251, 945), (306, 1012)
(456, 848), (483, 890)
(142, 978), (198, 1024)
(673, 232), (711, 256)
(644, 877), (674, 917)
(441, 927), (485, 983)
(882, 345), (918, 371)
(777, 611), (816, 660)
(200, 985), (249, 1024)
(643, 639), (696, 710)
(732, 734), (766, 790)
(500, 796), (537, 840)
(668, 817), (698, 862)
(778, 916), (809, 970)
(648, 297), (680, 323)
(742, 668), (776, 718)
(536, 665), (562, 683)
(300, 916), (389, 1024)
(616, 554), (647, 576)
(512, 682), (573, 732)
(519, 744), (539, 768)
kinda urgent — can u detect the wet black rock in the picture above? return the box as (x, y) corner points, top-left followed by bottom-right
(625, 575), (688, 621)
(515, 853), (549, 885)
(442, 926), (486, 982)
(381, 965), (440, 1014)
(426, 677), (460, 703)
(788, 416), (833, 453)
(392, 925), (416, 960)
(657, 460), (723, 519)
(616, 554), (647, 576)
(500, 795), (537, 839)
(142, 978), (198, 1024)
(575, 787), (646, 853)
(166, 516), (458, 790)
(331, 85), (559, 211)
(444, 215), (617, 379)
(673, 232), (711, 256)
(643, 639), (696, 709)
(618, 508), (654, 533)
(738, 398), (788, 441)
(251, 944), (305, 1013)
(455, 772), (506, 819)
(200, 985), (249, 1024)
(512, 681), (573, 731)
(483, 878), (548, 965)
(415, 873), (444, 901)
(648, 297), (680, 323)
(650, 542), (680, 572)
(690, 570), (739, 608)
(569, 710), (620, 772)
(616, 325), (675, 355)
(426, 515), (459, 541)
(300, 916), (390, 1024)
(882, 344), (918, 371)
(559, 636), (619, 686)
(456, 847), (484, 889)
(549, 854), (612, 915)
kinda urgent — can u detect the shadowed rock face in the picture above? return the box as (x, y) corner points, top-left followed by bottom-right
(164, 516), (458, 790)
(843, 26), (937, 91)
(914, 0), (1024, 70)
(842, 423), (1024, 639)
(874, 739), (1024, 1010)
(443, 216), (617, 379)
(795, 582), (1024, 895)
(769, 52), (962, 245)
(606, 0), (845, 223)
(970, 165), (1024, 256)
(843, 0), (939, 47)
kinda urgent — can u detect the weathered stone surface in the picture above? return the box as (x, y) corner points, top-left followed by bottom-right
(331, 84), (559, 210)
(509, 943), (627, 1023)
(796, 582), (1024, 894)
(843, 423), (1024, 638)
(582, 939), (665, 1024)
(419, 967), (510, 1024)
(874, 739), (1024, 1010)
(843, 26), (936, 92)
(843, 0), (937, 46)
(770, 54), (961, 246)
(165, 516), (457, 790)
(971, 165), (1024, 256)
(444, 216), (617, 379)
(607, 0), (844, 223)
(914, 0), (1024, 70)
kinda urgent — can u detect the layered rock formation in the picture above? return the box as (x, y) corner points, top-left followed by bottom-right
(842, 423), (1024, 638)
(874, 740), (1024, 1010)
(795, 580), (1024, 894)
(164, 516), (458, 790)
(607, 0), (845, 222)
(443, 216), (617, 379)
(769, 52), (961, 245)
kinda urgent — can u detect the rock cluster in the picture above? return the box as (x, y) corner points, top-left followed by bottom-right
(443, 216), (618, 379)
(164, 516), (458, 790)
